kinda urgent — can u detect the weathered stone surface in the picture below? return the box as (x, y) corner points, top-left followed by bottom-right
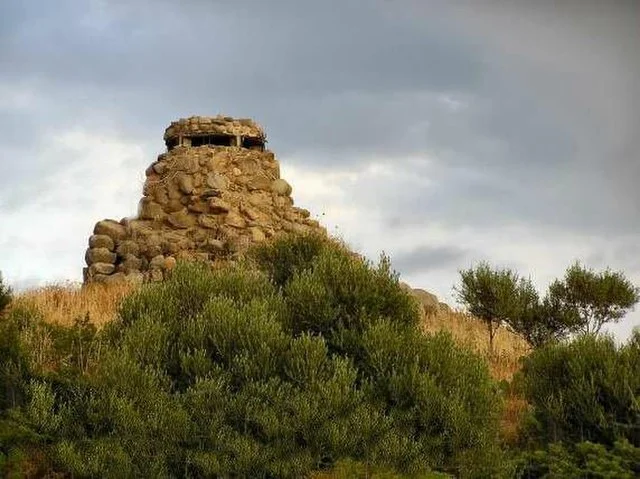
(142, 235), (163, 259)
(295, 208), (311, 219)
(89, 234), (114, 251)
(204, 238), (225, 252)
(178, 174), (194, 194)
(139, 198), (165, 221)
(167, 209), (196, 229)
(209, 198), (231, 213)
(206, 173), (228, 190)
(89, 262), (116, 276)
(240, 204), (260, 221)
(198, 214), (219, 229)
(172, 156), (199, 173)
(271, 179), (292, 196)
(411, 288), (440, 317)
(127, 220), (154, 238)
(118, 254), (143, 273)
(153, 187), (170, 206)
(164, 198), (185, 213)
(225, 211), (246, 228)
(94, 220), (127, 241)
(116, 240), (140, 257)
(149, 255), (166, 270)
(188, 198), (209, 213)
(83, 115), (326, 285)
(246, 174), (272, 191)
(152, 162), (166, 175)
(85, 248), (117, 265)
(200, 189), (222, 199)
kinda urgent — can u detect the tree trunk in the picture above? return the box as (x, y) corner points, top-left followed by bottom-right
(488, 321), (496, 357)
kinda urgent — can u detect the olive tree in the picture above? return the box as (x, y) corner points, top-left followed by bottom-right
(454, 262), (537, 354)
(548, 262), (639, 335)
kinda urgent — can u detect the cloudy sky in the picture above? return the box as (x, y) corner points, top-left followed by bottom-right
(1, 0), (639, 338)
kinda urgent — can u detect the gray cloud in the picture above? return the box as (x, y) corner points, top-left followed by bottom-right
(1, 0), (639, 335)
(392, 245), (470, 275)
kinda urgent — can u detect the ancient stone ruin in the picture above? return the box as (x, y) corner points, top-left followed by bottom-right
(83, 115), (326, 284)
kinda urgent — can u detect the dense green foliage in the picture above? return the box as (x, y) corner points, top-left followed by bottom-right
(3, 236), (639, 477)
(0, 235), (505, 478)
(518, 332), (640, 446)
(514, 331), (640, 477)
(0, 272), (12, 314)
(455, 262), (539, 352)
(548, 262), (639, 335)
(516, 439), (640, 478)
(455, 261), (639, 349)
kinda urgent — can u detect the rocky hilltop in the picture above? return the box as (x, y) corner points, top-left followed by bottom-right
(83, 115), (326, 284)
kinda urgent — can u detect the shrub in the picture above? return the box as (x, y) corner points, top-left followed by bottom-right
(1, 235), (507, 477)
(515, 440), (640, 478)
(517, 331), (640, 447)
(0, 272), (12, 315)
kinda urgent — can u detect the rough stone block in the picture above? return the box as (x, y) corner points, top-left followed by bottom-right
(94, 219), (127, 242)
(167, 209), (196, 229)
(89, 234), (114, 251)
(89, 263), (116, 276)
(271, 179), (292, 196)
(85, 247), (117, 265)
(116, 240), (140, 257)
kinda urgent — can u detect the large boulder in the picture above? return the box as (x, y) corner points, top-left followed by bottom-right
(93, 219), (127, 242)
(88, 234), (114, 251)
(85, 248), (117, 265)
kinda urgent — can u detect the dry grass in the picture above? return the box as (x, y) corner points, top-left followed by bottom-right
(422, 308), (531, 442)
(421, 309), (530, 381)
(13, 282), (529, 380)
(12, 280), (531, 442)
(12, 281), (136, 329)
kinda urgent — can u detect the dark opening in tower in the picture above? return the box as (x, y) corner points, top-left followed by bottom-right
(242, 136), (265, 151)
(191, 135), (235, 147)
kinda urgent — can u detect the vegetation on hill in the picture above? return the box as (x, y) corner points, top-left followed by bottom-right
(0, 235), (506, 478)
(1, 234), (638, 478)
(0, 272), (11, 315)
(455, 261), (638, 350)
(514, 332), (640, 477)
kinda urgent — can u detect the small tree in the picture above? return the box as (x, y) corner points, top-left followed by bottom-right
(548, 262), (639, 335)
(510, 294), (581, 348)
(0, 272), (12, 315)
(455, 262), (535, 354)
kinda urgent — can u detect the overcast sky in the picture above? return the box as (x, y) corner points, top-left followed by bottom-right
(1, 0), (639, 338)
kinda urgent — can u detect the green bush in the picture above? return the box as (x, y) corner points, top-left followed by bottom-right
(515, 439), (640, 478)
(0, 272), (11, 315)
(0, 235), (506, 478)
(517, 332), (640, 447)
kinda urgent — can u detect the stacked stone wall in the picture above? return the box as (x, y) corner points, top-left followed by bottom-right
(83, 117), (325, 285)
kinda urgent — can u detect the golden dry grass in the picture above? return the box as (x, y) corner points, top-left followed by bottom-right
(12, 279), (531, 442)
(421, 309), (530, 381)
(422, 308), (531, 442)
(12, 281), (136, 329)
(13, 282), (529, 379)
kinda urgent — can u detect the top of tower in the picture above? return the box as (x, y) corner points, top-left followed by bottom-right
(163, 115), (267, 151)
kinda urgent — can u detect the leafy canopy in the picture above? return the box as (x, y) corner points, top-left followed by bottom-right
(0, 234), (505, 478)
(548, 261), (639, 334)
(454, 262), (538, 352)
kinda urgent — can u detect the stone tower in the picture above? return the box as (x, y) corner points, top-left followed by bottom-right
(83, 115), (325, 284)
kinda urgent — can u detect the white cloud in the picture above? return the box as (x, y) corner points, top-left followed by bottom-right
(0, 128), (148, 287)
